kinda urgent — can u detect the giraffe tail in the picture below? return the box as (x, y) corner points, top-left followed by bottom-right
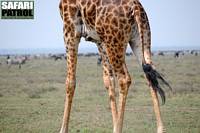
(132, 2), (172, 104)
(142, 64), (172, 104)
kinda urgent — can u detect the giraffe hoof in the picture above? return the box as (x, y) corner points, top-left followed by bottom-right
(157, 126), (166, 133)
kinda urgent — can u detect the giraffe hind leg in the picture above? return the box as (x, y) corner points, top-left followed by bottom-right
(101, 41), (132, 133)
(114, 63), (131, 133)
(96, 43), (118, 127)
(129, 37), (169, 133)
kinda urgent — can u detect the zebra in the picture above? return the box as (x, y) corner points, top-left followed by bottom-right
(6, 55), (28, 69)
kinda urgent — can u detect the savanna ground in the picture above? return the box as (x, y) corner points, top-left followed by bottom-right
(0, 54), (200, 133)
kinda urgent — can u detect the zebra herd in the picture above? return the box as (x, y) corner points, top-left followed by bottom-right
(0, 50), (199, 69)
(6, 55), (28, 69)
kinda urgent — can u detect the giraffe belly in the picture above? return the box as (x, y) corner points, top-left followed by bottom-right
(82, 24), (101, 43)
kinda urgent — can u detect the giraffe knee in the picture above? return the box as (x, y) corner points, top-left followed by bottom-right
(103, 69), (114, 90)
(109, 93), (116, 101)
(65, 79), (76, 95)
(126, 74), (132, 87)
(118, 74), (132, 94)
(103, 75), (110, 90)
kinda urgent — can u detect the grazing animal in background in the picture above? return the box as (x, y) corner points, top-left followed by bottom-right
(190, 50), (198, 56)
(59, 0), (172, 133)
(174, 51), (180, 58)
(51, 54), (63, 61)
(6, 55), (27, 69)
(125, 52), (132, 56)
(6, 55), (10, 65)
(97, 56), (102, 65)
(190, 50), (195, 55)
(158, 51), (165, 56)
(77, 53), (84, 57)
(84, 52), (97, 57)
(174, 51), (184, 58)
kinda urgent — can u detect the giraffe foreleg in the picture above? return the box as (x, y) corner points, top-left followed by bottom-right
(60, 36), (80, 133)
(60, 4), (81, 132)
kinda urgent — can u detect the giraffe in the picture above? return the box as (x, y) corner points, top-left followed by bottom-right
(59, 0), (172, 133)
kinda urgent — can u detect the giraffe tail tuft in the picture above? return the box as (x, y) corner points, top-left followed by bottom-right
(142, 63), (172, 105)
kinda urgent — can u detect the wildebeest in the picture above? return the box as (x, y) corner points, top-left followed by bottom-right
(190, 50), (195, 55)
(6, 55), (28, 69)
(84, 53), (98, 57)
(51, 54), (64, 61)
(158, 51), (165, 56)
(125, 52), (132, 56)
(78, 53), (84, 57)
(190, 50), (198, 56)
(97, 56), (102, 65)
(174, 51), (184, 58)
(174, 52), (179, 58)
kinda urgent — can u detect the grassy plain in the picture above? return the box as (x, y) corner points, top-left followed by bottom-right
(0, 54), (200, 133)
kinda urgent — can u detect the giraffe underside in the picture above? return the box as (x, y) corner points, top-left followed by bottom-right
(59, 0), (152, 54)
(73, 0), (143, 46)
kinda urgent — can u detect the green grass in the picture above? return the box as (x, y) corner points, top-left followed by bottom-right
(0, 55), (200, 133)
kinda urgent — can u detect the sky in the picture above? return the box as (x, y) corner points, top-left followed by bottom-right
(0, 0), (200, 53)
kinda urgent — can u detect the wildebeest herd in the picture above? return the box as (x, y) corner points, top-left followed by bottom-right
(0, 50), (199, 69)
